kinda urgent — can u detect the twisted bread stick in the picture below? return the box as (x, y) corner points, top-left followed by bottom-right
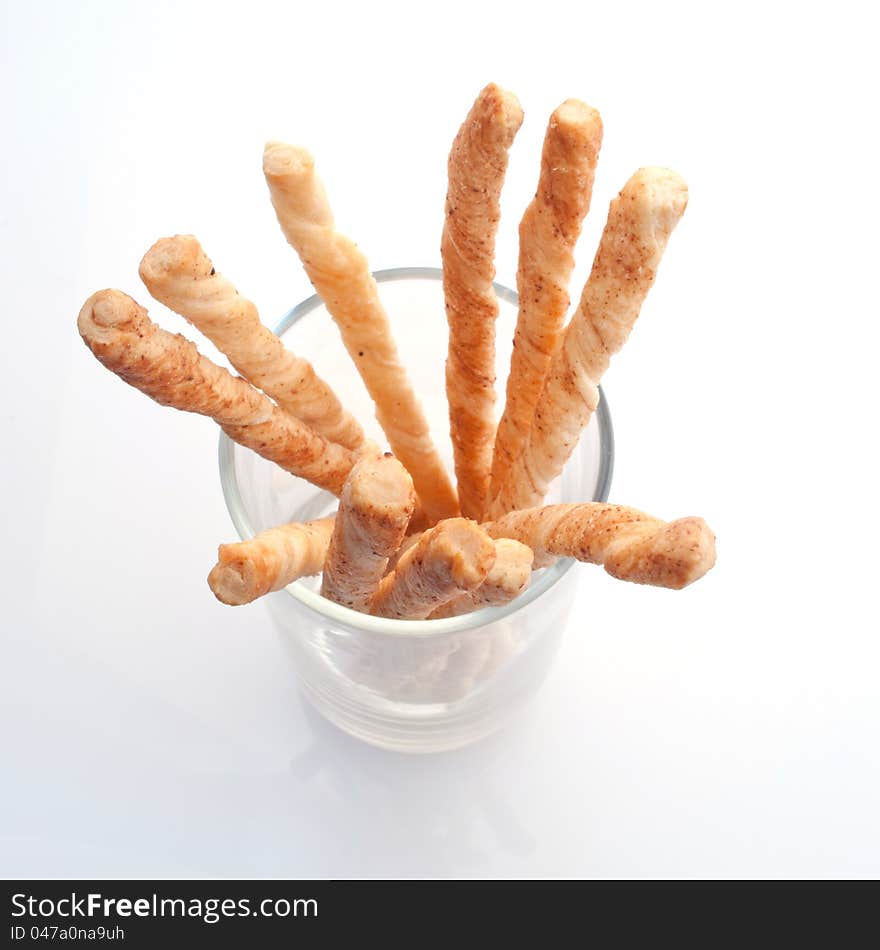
(321, 453), (415, 611)
(78, 290), (354, 495)
(139, 235), (364, 450)
(205, 497), (715, 607)
(429, 538), (533, 618)
(488, 168), (688, 517)
(208, 518), (335, 605)
(489, 100), (603, 503)
(369, 519), (495, 620)
(263, 143), (458, 523)
(442, 83), (523, 520)
(485, 504), (715, 589)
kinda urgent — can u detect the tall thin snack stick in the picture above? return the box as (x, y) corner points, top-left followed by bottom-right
(429, 538), (533, 618)
(489, 100), (603, 503)
(369, 519), (495, 620)
(78, 290), (355, 495)
(442, 83), (523, 520)
(488, 168), (688, 517)
(485, 503), (715, 590)
(321, 453), (415, 611)
(208, 518), (335, 606)
(263, 143), (458, 523)
(139, 235), (365, 450)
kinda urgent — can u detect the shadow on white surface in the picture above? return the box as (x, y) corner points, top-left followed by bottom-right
(288, 698), (538, 873)
(1, 623), (546, 878)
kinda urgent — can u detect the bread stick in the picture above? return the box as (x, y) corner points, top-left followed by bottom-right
(263, 143), (458, 523)
(321, 453), (416, 611)
(489, 100), (603, 503)
(139, 235), (364, 450)
(78, 290), (354, 495)
(207, 497), (714, 606)
(485, 503), (715, 589)
(429, 538), (533, 618)
(206, 489), (427, 609)
(488, 168), (688, 517)
(369, 519), (495, 620)
(442, 83), (523, 519)
(208, 518), (335, 605)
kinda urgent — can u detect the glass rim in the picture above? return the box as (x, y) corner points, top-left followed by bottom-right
(218, 266), (614, 637)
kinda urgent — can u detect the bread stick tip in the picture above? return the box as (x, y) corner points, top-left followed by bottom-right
(660, 516), (716, 589)
(139, 234), (210, 283)
(207, 559), (250, 606)
(262, 142), (313, 176)
(631, 167), (689, 222)
(475, 83), (523, 137)
(348, 453), (414, 516)
(553, 98), (602, 129)
(434, 519), (496, 588)
(479, 81), (522, 112)
(604, 515), (716, 590)
(79, 289), (141, 334)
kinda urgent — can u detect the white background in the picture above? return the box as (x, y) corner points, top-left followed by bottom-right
(2, 0), (878, 878)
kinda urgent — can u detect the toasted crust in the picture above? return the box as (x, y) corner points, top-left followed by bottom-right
(139, 235), (364, 450)
(488, 168), (688, 517)
(208, 518), (335, 605)
(442, 84), (523, 519)
(429, 537), (533, 618)
(321, 453), (416, 611)
(78, 290), (355, 495)
(263, 143), (458, 523)
(485, 503), (716, 589)
(489, 100), (603, 504)
(369, 518), (496, 620)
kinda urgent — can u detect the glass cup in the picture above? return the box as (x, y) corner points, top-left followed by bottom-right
(219, 268), (613, 753)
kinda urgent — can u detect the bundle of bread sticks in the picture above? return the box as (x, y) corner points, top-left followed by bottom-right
(78, 84), (716, 622)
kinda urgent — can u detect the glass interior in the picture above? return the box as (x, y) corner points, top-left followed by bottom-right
(218, 268), (613, 635)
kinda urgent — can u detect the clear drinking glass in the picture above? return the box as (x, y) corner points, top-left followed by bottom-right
(219, 268), (613, 753)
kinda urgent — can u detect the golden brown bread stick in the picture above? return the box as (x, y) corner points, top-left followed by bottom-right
(489, 100), (603, 503)
(263, 143), (458, 523)
(208, 518), (335, 605)
(488, 168), (688, 517)
(321, 453), (415, 611)
(209, 495), (424, 608)
(442, 83), (523, 520)
(485, 504), (715, 589)
(369, 519), (496, 620)
(429, 538), (533, 618)
(139, 235), (365, 450)
(78, 290), (355, 495)
(208, 496), (714, 605)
